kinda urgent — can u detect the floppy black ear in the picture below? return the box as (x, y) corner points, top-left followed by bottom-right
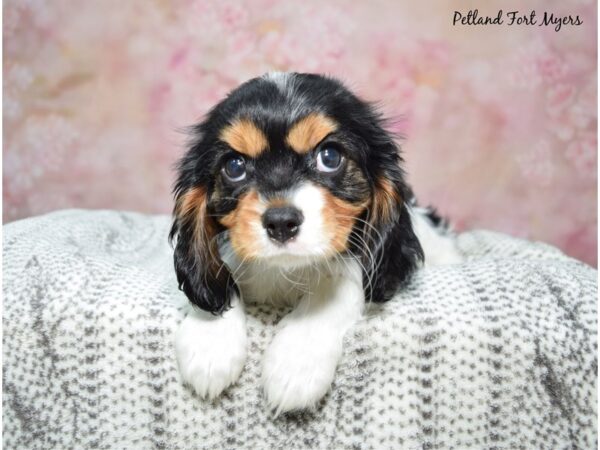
(360, 158), (424, 303)
(169, 157), (238, 314)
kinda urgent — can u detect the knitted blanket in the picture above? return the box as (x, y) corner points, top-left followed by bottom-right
(3, 210), (597, 449)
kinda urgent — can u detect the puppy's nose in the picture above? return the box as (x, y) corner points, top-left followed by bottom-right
(262, 206), (304, 244)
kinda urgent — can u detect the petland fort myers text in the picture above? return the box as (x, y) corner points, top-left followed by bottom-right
(453, 10), (582, 32)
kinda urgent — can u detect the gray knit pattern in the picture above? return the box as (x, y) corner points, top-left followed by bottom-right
(3, 209), (597, 450)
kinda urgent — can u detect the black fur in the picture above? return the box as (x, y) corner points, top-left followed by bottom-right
(170, 73), (424, 313)
(423, 206), (451, 232)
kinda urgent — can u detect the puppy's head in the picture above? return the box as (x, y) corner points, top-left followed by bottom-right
(170, 73), (423, 313)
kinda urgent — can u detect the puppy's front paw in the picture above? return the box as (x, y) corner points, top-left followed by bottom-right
(175, 305), (247, 399)
(262, 324), (342, 414)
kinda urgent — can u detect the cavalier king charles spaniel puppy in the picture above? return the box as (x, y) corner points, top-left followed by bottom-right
(170, 72), (461, 414)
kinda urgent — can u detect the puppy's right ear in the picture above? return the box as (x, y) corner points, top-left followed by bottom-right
(169, 182), (237, 314)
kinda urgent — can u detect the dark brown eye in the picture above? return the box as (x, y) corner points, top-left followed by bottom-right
(316, 147), (342, 172)
(223, 156), (246, 182)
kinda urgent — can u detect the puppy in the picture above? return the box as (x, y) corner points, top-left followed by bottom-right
(170, 72), (461, 414)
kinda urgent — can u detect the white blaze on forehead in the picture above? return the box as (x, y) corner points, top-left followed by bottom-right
(291, 181), (325, 208)
(262, 72), (305, 121)
(262, 71), (291, 91)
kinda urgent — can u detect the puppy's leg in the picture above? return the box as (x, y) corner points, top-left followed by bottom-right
(262, 261), (363, 414)
(409, 206), (463, 266)
(175, 296), (247, 399)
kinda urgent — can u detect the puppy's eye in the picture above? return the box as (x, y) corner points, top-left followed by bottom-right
(222, 156), (247, 182)
(316, 147), (343, 173)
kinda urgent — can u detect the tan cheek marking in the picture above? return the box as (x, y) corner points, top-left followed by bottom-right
(219, 119), (268, 158)
(319, 188), (367, 252)
(219, 207), (236, 229)
(371, 177), (401, 224)
(176, 186), (219, 266)
(286, 113), (338, 154)
(218, 191), (263, 259)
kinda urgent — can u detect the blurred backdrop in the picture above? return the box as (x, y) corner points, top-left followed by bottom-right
(3, 0), (597, 265)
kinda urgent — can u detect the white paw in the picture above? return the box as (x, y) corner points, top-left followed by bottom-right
(175, 303), (247, 399)
(262, 323), (342, 414)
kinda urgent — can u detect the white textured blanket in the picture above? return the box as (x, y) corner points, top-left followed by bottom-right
(3, 210), (597, 449)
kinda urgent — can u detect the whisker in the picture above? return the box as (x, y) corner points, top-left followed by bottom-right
(342, 247), (375, 304)
(332, 213), (385, 279)
(279, 267), (312, 296)
(350, 232), (384, 280)
(340, 233), (377, 297)
(333, 214), (384, 243)
(346, 233), (382, 301)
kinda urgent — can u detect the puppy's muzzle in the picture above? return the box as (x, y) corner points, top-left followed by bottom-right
(262, 206), (304, 244)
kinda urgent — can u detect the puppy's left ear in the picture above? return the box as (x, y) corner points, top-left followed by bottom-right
(361, 161), (424, 303)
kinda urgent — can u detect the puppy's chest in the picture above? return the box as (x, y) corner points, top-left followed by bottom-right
(233, 262), (315, 306)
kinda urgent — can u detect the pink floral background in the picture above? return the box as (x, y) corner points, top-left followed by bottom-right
(4, 0), (597, 265)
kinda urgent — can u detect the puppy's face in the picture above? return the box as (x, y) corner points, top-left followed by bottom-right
(213, 115), (374, 267)
(171, 73), (422, 312)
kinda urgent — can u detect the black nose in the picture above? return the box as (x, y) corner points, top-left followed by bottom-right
(262, 207), (304, 244)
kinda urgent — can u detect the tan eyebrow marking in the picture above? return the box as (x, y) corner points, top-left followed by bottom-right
(219, 119), (269, 158)
(286, 113), (338, 154)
